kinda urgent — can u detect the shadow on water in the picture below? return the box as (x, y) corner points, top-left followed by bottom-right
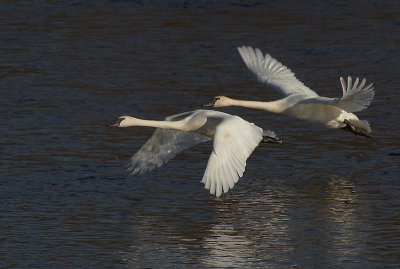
(1, 1), (399, 268)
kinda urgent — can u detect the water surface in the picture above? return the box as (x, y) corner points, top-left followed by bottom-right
(1, 1), (399, 268)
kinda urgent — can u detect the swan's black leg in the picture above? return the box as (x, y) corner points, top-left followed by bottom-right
(262, 135), (283, 144)
(342, 119), (375, 140)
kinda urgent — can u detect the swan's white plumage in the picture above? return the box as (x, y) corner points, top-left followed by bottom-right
(305, 77), (375, 114)
(123, 109), (268, 197)
(336, 76), (374, 112)
(231, 46), (375, 134)
(238, 46), (318, 97)
(238, 46), (374, 113)
(201, 116), (263, 197)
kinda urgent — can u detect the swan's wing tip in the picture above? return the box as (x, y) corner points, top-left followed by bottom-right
(237, 46), (318, 97)
(126, 128), (210, 176)
(337, 76), (375, 112)
(202, 117), (263, 197)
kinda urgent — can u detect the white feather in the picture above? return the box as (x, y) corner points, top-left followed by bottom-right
(120, 109), (277, 197)
(217, 46), (376, 134)
(336, 76), (375, 112)
(238, 46), (318, 97)
(201, 116), (263, 196)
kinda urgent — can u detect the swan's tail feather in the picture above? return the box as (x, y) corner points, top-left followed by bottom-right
(262, 130), (283, 144)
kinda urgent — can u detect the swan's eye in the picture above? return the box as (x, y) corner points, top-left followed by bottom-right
(202, 97), (220, 107)
(109, 117), (124, 127)
(211, 97), (220, 105)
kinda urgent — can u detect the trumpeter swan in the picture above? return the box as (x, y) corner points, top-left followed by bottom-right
(110, 109), (281, 197)
(203, 46), (375, 139)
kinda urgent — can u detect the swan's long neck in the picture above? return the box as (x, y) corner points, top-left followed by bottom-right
(127, 118), (187, 131)
(227, 98), (287, 113)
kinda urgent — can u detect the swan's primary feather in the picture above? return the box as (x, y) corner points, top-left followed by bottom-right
(201, 116), (263, 197)
(307, 76), (375, 113)
(336, 76), (374, 112)
(237, 46), (318, 97)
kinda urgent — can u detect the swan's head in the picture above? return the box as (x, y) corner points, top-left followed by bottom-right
(202, 96), (232, 108)
(109, 116), (137, 127)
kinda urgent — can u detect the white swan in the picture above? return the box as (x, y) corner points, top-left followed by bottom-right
(110, 109), (281, 197)
(203, 46), (375, 139)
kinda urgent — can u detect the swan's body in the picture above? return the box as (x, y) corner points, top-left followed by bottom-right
(111, 109), (281, 197)
(205, 46), (375, 138)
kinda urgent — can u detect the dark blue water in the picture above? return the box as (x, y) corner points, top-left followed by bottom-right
(1, 1), (399, 268)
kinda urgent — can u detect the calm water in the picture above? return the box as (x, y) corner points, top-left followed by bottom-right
(1, 1), (399, 268)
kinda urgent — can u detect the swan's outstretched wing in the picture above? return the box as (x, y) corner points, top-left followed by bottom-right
(201, 117), (263, 197)
(165, 110), (197, 121)
(308, 76), (375, 113)
(238, 46), (318, 97)
(337, 76), (374, 112)
(127, 129), (210, 175)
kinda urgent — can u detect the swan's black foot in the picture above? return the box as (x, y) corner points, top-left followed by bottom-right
(262, 135), (283, 144)
(342, 119), (375, 140)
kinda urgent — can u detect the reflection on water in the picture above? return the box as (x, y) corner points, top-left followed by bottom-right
(117, 174), (399, 268)
(325, 178), (359, 264)
(1, 1), (400, 268)
(202, 224), (255, 267)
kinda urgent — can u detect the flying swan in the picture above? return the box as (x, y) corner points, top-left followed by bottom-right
(203, 46), (375, 139)
(110, 109), (282, 197)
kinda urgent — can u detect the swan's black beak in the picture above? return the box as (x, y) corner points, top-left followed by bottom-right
(107, 118), (123, 128)
(202, 97), (219, 107)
